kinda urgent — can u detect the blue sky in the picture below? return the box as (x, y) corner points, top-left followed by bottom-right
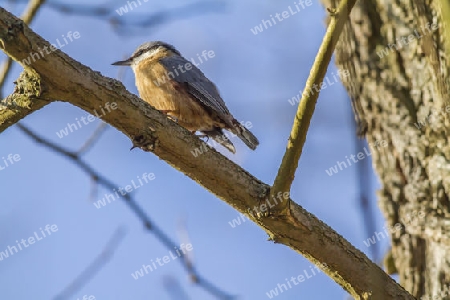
(0, 1), (389, 299)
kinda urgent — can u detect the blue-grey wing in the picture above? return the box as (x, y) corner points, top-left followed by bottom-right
(160, 55), (231, 117)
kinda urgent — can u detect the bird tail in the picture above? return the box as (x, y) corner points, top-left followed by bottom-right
(232, 119), (259, 150)
(201, 128), (236, 153)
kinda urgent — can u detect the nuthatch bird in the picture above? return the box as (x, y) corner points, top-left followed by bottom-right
(112, 41), (259, 153)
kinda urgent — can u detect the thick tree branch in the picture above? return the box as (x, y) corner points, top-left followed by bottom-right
(0, 69), (49, 129)
(0, 0), (47, 96)
(0, 7), (414, 299)
(0, 0), (48, 116)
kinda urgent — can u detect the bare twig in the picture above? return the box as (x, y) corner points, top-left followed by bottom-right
(53, 227), (127, 300)
(16, 122), (235, 300)
(351, 112), (378, 261)
(109, 1), (226, 36)
(163, 276), (190, 300)
(0, 0), (226, 36)
(76, 122), (108, 155)
(270, 0), (358, 213)
(177, 217), (194, 267)
(89, 175), (99, 203)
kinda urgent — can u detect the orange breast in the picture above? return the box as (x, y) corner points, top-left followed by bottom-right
(134, 60), (219, 132)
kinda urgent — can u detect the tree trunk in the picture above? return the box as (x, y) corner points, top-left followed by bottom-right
(321, 0), (450, 298)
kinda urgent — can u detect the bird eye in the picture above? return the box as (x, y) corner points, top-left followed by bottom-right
(135, 50), (144, 57)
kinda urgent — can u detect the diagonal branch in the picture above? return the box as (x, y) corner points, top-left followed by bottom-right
(0, 7), (414, 299)
(270, 0), (358, 214)
(17, 123), (234, 300)
(53, 227), (127, 300)
(0, 69), (50, 129)
(76, 122), (108, 155)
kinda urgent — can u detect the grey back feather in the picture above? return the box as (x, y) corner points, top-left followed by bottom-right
(159, 55), (231, 117)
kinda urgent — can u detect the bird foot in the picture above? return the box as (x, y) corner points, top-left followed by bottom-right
(130, 134), (157, 152)
(196, 133), (210, 142)
(160, 110), (178, 123)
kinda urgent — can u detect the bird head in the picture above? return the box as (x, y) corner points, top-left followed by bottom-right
(111, 41), (180, 67)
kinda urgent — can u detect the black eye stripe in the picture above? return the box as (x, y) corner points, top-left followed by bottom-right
(135, 46), (157, 57)
(133, 49), (144, 58)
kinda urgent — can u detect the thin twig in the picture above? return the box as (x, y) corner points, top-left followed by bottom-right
(16, 122), (234, 300)
(76, 122), (108, 155)
(270, 0), (357, 213)
(0, 0), (226, 36)
(109, 1), (226, 36)
(89, 175), (99, 203)
(351, 113), (378, 261)
(53, 227), (127, 300)
(163, 276), (190, 300)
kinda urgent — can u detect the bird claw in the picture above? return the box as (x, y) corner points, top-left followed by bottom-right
(161, 110), (178, 123)
(130, 134), (157, 152)
(196, 133), (209, 142)
(167, 115), (178, 123)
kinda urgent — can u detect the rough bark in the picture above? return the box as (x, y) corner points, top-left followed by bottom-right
(0, 6), (415, 299)
(321, 0), (450, 298)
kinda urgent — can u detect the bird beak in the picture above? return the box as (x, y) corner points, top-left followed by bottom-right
(111, 58), (132, 66)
